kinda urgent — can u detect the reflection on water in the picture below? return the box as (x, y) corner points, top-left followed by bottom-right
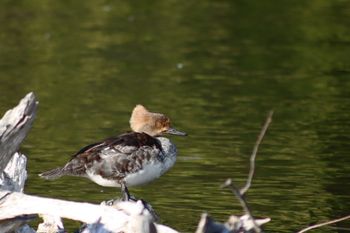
(1, 1), (350, 232)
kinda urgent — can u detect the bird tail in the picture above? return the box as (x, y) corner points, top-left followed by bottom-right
(39, 167), (66, 180)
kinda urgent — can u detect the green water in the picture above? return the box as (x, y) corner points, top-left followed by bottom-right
(1, 1), (350, 232)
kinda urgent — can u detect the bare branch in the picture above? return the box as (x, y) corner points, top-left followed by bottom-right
(221, 178), (261, 233)
(220, 111), (274, 232)
(297, 215), (350, 233)
(240, 110), (274, 195)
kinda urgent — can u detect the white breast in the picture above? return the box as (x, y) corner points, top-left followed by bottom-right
(125, 137), (177, 187)
(87, 137), (178, 188)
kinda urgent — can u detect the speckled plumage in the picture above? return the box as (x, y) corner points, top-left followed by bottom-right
(40, 104), (185, 194)
(40, 132), (177, 187)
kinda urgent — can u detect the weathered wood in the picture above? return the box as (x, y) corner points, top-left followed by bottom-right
(195, 213), (228, 233)
(0, 215), (36, 233)
(80, 221), (111, 233)
(0, 92), (38, 174)
(0, 191), (179, 233)
(17, 225), (36, 233)
(0, 152), (28, 192)
(0, 93), (38, 232)
(195, 213), (270, 233)
(36, 215), (64, 233)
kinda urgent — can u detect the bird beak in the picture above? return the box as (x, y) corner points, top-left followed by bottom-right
(165, 128), (187, 136)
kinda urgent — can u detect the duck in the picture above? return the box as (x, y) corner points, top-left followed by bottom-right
(39, 105), (187, 200)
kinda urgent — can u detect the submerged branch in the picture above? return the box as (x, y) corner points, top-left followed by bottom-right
(297, 215), (350, 233)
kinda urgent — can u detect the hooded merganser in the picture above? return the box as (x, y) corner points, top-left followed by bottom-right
(40, 105), (187, 200)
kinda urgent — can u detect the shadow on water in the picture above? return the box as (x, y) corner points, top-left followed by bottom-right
(0, 0), (350, 232)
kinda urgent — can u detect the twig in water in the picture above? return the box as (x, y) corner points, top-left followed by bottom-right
(240, 110), (274, 195)
(297, 215), (350, 233)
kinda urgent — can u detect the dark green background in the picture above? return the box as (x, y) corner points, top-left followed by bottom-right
(0, 1), (349, 232)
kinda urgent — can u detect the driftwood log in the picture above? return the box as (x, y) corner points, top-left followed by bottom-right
(0, 191), (177, 233)
(0, 92), (38, 232)
(0, 92), (37, 192)
(0, 92), (37, 175)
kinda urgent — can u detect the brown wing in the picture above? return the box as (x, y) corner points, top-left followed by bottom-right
(61, 132), (163, 178)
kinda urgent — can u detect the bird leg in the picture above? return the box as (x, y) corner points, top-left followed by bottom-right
(120, 182), (131, 201)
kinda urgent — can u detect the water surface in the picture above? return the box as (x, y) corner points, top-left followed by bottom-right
(0, 1), (350, 232)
